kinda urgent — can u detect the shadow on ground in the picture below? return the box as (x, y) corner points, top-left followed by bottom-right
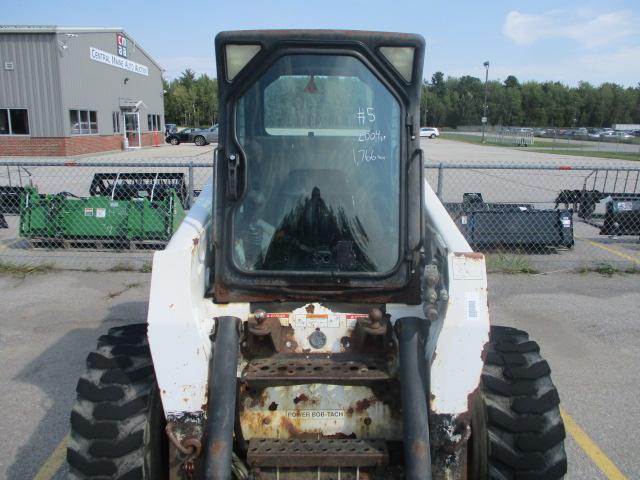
(6, 301), (148, 480)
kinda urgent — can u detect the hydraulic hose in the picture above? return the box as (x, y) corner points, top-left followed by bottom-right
(205, 316), (241, 479)
(397, 316), (433, 480)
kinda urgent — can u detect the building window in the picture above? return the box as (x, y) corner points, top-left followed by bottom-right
(0, 109), (30, 135)
(147, 114), (161, 131)
(70, 109), (98, 135)
(112, 112), (121, 133)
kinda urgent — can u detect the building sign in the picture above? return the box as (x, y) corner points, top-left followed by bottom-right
(89, 47), (149, 76)
(116, 33), (128, 58)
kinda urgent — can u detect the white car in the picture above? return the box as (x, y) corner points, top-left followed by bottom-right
(420, 127), (439, 138)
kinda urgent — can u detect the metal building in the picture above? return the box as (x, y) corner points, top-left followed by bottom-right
(0, 26), (164, 156)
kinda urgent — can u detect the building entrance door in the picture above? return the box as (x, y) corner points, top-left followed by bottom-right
(124, 112), (141, 149)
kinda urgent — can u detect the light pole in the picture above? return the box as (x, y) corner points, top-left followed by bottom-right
(481, 61), (490, 143)
(423, 81), (433, 127)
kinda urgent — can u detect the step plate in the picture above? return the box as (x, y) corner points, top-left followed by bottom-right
(243, 355), (392, 383)
(247, 438), (388, 468)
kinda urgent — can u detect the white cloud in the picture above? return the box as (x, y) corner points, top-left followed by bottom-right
(503, 9), (636, 48)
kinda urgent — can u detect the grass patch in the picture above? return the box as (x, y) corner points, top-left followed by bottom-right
(0, 261), (54, 278)
(529, 149), (640, 162)
(486, 253), (538, 274)
(108, 262), (137, 272)
(439, 133), (487, 145)
(594, 263), (617, 276)
(440, 133), (583, 149)
(579, 263), (640, 276)
(105, 262), (152, 273)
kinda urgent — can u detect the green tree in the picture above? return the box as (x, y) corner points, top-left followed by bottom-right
(164, 70), (219, 127)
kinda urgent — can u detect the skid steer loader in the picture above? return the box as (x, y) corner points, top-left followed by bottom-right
(67, 30), (567, 479)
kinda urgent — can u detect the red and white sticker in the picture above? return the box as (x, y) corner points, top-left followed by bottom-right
(294, 314), (339, 328)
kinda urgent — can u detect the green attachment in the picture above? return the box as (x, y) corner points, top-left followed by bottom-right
(20, 186), (185, 243)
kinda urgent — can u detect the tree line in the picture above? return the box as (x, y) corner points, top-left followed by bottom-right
(422, 72), (640, 128)
(164, 68), (640, 129)
(163, 69), (218, 127)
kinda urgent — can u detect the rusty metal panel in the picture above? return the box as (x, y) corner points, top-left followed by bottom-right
(247, 438), (388, 468)
(243, 356), (392, 383)
(239, 383), (402, 441)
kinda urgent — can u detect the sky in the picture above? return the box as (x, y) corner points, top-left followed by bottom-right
(3, 0), (640, 86)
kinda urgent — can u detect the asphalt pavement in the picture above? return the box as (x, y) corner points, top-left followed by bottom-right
(0, 269), (637, 479)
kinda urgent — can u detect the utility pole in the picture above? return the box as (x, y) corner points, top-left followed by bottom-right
(482, 61), (490, 143)
(423, 82), (433, 127)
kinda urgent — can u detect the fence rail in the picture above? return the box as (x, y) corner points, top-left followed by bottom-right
(1, 160), (639, 273)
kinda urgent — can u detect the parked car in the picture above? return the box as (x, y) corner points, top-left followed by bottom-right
(419, 127), (439, 138)
(587, 128), (603, 138)
(613, 131), (634, 140)
(192, 124), (219, 146)
(165, 127), (201, 145)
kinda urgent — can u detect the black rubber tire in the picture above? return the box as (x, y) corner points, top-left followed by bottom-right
(430, 134), (436, 139)
(194, 136), (206, 146)
(67, 324), (168, 479)
(169, 137), (179, 145)
(469, 326), (567, 480)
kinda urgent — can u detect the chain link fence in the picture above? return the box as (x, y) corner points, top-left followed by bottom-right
(0, 160), (212, 271)
(1, 159), (639, 273)
(426, 163), (640, 273)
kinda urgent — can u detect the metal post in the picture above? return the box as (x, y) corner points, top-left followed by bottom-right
(188, 161), (194, 208)
(424, 83), (428, 127)
(436, 163), (444, 200)
(423, 81), (433, 127)
(481, 61), (490, 143)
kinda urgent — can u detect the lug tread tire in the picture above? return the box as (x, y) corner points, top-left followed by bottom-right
(477, 326), (567, 479)
(67, 324), (166, 479)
